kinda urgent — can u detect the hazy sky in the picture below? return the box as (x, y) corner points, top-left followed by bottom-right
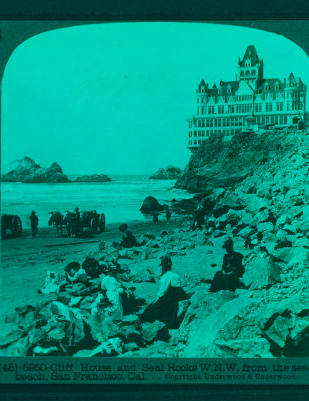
(2, 23), (309, 175)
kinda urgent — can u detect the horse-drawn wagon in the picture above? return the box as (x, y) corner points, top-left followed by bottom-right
(1, 214), (22, 238)
(49, 210), (105, 237)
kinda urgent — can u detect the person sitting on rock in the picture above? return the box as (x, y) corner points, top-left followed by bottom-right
(165, 209), (171, 222)
(99, 267), (124, 321)
(153, 212), (159, 223)
(65, 262), (88, 285)
(191, 205), (205, 230)
(140, 255), (188, 328)
(209, 238), (245, 293)
(118, 223), (139, 248)
(265, 209), (277, 227)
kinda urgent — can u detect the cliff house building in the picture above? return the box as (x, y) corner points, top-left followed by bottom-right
(187, 45), (307, 151)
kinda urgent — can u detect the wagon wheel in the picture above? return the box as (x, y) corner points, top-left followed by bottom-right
(89, 218), (97, 234)
(99, 213), (106, 232)
(11, 215), (22, 237)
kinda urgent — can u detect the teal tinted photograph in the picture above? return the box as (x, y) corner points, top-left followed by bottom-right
(1, 22), (309, 358)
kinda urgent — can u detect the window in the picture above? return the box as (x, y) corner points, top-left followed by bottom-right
(198, 131), (201, 137)
(218, 105), (224, 114)
(198, 140), (201, 144)
(202, 120), (205, 127)
(189, 132), (192, 137)
(206, 119), (209, 127)
(197, 107), (199, 115)
(194, 140), (197, 144)
(218, 119), (221, 127)
(202, 106), (206, 115)
(189, 140), (192, 145)
(188, 121), (192, 128)
(284, 115), (287, 124)
(202, 130), (205, 136)
(266, 103), (272, 112)
(280, 115), (283, 124)
(194, 131), (197, 137)
(276, 102), (283, 111)
(210, 119), (213, 127)
(198, 120), (201, 127)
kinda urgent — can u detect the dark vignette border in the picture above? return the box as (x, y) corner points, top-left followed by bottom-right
(2, 0), (309, 400)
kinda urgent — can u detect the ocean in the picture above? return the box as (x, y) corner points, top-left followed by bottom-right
(1, 175), (192, 229)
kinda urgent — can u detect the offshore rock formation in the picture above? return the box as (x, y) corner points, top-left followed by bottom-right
(150, 166), (182, 180)
(73, 174), (111, 183)
(2, 157), (70, 183)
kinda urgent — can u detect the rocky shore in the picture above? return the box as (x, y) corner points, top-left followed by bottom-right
(2, 128), (309, 358)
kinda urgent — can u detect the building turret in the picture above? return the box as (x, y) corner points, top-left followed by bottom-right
(238, 45), (263, 88)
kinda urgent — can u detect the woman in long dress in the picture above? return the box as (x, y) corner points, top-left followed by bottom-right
(140, 255), (188, 327)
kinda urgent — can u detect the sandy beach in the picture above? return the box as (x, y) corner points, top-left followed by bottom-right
(1, 217), (193, 317)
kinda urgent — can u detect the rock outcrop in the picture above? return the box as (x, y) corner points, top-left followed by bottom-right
(2, 157), (70, 183)
(73, 174), (111, 183)
(140, 196), (164, 213)
(150, 166), (182, 180)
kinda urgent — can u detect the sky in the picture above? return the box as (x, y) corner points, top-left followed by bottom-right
(2, 22), (309, 175)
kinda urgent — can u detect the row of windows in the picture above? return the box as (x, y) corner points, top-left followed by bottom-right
(189, 128), (237, 139)
(197, 91), (300, 103)
(195, 101), (303, 116)
(189, 114), (289, 135)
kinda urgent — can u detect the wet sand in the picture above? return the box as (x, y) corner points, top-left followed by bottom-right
(1, 217), (187, 317)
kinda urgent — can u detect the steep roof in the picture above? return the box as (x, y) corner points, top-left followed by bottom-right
(257, 78), (284, 94)
(239, 45), (260, 67)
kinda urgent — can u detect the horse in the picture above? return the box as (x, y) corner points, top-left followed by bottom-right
(48, 212), (67, 237)
(63, 211), (77, 237)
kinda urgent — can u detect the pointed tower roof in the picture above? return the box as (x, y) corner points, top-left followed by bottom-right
(288, 72), (296, 82)
(239, 45), (260, 67)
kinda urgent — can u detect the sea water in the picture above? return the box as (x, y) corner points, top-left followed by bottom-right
(1, 175), (192, 229)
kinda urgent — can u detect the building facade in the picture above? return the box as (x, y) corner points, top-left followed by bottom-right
(187, 45), (307, 151)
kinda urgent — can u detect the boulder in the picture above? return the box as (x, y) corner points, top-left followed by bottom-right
(183, 296), (261, 357)
(131, 268), (155, 283)
(0, 336), (30, 357)
(243, 254), (281, 290)
(140, 196), (163, 213)
(142, 321), (167, 343)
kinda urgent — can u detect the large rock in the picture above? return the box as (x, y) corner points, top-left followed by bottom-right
(243, 253), (281, 290)
(183, 296), (262, 357)
(142, 321), (167, 343)
(140, 196), (163, 213)
(73, 174), (111, 183)
(2, 157), (70, 183)
(150, 166), (182, 180)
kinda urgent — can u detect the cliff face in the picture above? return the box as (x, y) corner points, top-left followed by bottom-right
(2, 157), (70, 183)
(176, 129), (309, 193)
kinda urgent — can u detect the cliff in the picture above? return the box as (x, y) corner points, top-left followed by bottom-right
(150, 166), (182, 180)
(2, 157), (70, 183)
(176, 129), (309, 193)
